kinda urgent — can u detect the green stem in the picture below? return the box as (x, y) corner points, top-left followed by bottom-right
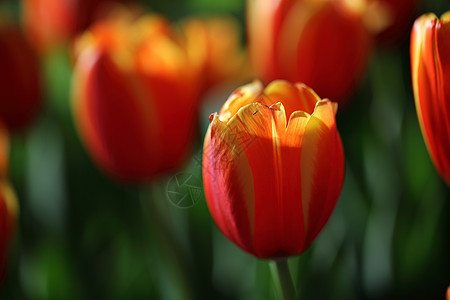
(141, 186), (194, 300)
(271, 259), (296, 300)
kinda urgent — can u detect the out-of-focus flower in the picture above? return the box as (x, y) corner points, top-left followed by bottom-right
(0, 180), (18, 284)
(247, 0), (372, 105)
(72, 14), (203, 182)
(368, 0), (420, 43)
(0, 124), (8, 179)
(22, 0), (124, 53)
(179, 17), (252, 92)
(410, 12), (450, 185)
(202, 80), (345, 258)
(0, 22), (42, 131)
(446, 285), (450, 300)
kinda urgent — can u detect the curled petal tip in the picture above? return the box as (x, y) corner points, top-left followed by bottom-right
(269, 102), (284, 111)
(331, 102), (338, 115)
(441, 11), (450, 22)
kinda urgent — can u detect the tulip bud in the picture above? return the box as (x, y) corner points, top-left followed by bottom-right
(247, 0), (372, 105)
(410, 12), (450, 185)
(72, 14), (202, 182)
(0, 22), (42, 131)
(202, 80), (345, 258)
(0, 180), (18, 284)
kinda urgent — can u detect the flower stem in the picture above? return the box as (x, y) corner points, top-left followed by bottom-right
(271, 259), (296, 300)
(141, 185), (195, 300)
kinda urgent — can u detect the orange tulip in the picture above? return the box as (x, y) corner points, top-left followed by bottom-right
(247, 0), (372, 105)
(202, 80), (345, 258)
(447, 285), (450, 300)
(0, 22), (42, 131)
(22, 0), (124, 53)
(410, 12), (450, 185)
(72, 14), (202, 182)
(0, 181), (18, 284)
(179, 17), (251, 92)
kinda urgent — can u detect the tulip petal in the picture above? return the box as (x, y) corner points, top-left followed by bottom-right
(435, 18), (450, 183)
(264, 80), (319, 116)
(203, 115), (256, 254)
(73, 48), (159, 181)
(300, 100), (344, 247)
(411, 14), (450, 184)
(226, 103), (282, 257)
(219, 80), (264, 122)
(225, 102), (315, 257)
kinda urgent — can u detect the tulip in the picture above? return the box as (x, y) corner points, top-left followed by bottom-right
(22, 0), (124, 53)
(72, 14), (202, 182)
(0, 180), (18, 284)
(410, 12), (450, 185)
(179, 17), (251, 92)
(0, 22), (42, 131)
(247, 0), (372, 105)
(202, 80), (345, 258)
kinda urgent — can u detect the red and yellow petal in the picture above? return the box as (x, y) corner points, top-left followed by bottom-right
(226, 103), (296, 257)
(264, 80), (319, 116)
(203, 115), (256, 254)
(219, 80), (264, 122)
(299, 100), (344, 246)
(411, 13), (450, 185)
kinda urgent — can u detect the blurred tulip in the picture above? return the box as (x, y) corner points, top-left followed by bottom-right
(179, 17), (251, 91)
(22, 0), (124, 53)
(72, 14), (202, 182)
(202, 80), (345, 258)
(410, 12), (450, 185)
(368, 0), (419, 44)
(0, 22), (42, 131)
(247, 0), (372, 105)
(447, 286), (450, 300)
(0, 180), (18, 284)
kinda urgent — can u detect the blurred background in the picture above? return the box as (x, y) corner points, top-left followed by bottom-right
(0, 0), (449, 299)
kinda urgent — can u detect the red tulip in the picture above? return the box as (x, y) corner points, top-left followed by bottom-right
(0, 180), (18, 284)
(247, 0), (372, 105)
(72, 15), (202, 182)
(410, 12), (450, 185)
(202, 80), (345, 258)
(22, 0), (124, 53)
(0, 22), (42, 131)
